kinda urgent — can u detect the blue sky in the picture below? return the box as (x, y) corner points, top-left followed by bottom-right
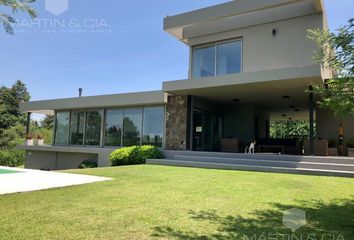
(1, 0), (353, 102)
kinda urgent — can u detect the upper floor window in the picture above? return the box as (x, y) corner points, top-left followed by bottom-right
(192, 39), (242, 78)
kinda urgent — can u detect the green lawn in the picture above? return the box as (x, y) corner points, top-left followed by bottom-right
(0, 165), (353, 240)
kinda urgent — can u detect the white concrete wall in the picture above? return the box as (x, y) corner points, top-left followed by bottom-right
(189, 13), (322, 73)
(25, 150), (99, 170)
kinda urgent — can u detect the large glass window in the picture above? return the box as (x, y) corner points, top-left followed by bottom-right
(217, 41), (242, 75)
(192, 39), (242, 78)
(69, 111), (85, 145)
(54, 111), (70, 145)
(54, 106), (165, 148)
(193, 45), (215, 78)
(123, 109), (142, 146)
(85, 110), (102, 146)
(143, 107), (164, 147)
(105, 109), (123, 147)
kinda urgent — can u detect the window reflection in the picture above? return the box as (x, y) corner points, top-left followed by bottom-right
(85, 110), (102, 146)
(54, 106), (165, 148)
(217, 41), (242, 75)
(123, 109), (142, 146)
(143, 107), (164, 147)
(69, 111), (85, 145)
(54, 112), (70, 145)
(193, 45), (215, 78)
(193, 39), (242, 78)
(105, 109), (123, 147)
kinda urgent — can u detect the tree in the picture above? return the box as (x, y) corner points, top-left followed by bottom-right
(0, 0), (38, 34)
(0, 80), (30, 146)
(0, 124), (26, 147)
(40, 115), (54, 129)
(270, 120), (314, 139)
(308, 19), (354, 116)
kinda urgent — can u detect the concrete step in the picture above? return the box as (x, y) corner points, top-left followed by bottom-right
(173, 155), (354, 172)
(147, 159), (354, 178)
(162, 150), (354, 165)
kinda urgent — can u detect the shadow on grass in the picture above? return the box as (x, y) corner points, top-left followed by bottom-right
(152, 198), (354, 239)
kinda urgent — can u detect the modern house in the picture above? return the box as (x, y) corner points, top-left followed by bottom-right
(19, 0), (354, 171)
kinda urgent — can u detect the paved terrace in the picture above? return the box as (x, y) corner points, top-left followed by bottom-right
(0, 166), (112, 195)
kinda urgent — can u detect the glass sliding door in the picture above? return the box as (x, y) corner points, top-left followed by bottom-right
(85, 110), (103, 146)
(105, 109), (123, 147)
(123, 108), (142, 147)
(192, 109), (222, 152)
(142, 107), (164, 147)
(54, 111), (70, 145)
(192, 39), (242, 78)
(69, 110), (85, 146)
(217, 40), (242, 75)
(193, 45), (215, 78)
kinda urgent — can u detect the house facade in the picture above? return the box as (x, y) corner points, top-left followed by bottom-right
(19, 0), (354, 170)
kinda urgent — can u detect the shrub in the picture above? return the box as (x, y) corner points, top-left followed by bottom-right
(347, 138), (354, 148)
(110, 146), (141, 166)
(109, 145), (163, 166)
(0, 148), (25, 167)
(78, 160), (97, 169)
(140, 145), (164, 159)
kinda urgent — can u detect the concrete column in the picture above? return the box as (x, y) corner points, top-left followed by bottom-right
(186, 95), (193, 150)
(308, 86), (314, 155)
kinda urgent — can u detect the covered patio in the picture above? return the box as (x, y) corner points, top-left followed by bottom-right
(163, 65), (322, 155)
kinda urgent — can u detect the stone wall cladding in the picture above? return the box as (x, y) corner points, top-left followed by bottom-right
(165, 95), (188, 150)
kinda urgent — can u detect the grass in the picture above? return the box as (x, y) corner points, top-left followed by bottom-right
(0, 165), (353, 239)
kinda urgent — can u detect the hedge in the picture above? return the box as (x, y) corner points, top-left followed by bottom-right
(109, 145), (163, 166)
(78, 160), (98, 169)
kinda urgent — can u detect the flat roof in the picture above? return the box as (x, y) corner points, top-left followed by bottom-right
(163, 65), (321, 93)
(20, 90), (167, 115)
(162, 65), (322, 120)
(164, 0), (324, 44)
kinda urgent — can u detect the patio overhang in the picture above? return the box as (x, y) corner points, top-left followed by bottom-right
(20, 90), (167, 115)
(163, 65), (322, 120)
(164, 0), (324, 44)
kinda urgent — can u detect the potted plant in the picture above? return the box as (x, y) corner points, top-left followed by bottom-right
(36, 134), (44, 146)
(347, 138), (354, 157)
(25, 134), (33, 146)
(327, 139), (337, 156)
